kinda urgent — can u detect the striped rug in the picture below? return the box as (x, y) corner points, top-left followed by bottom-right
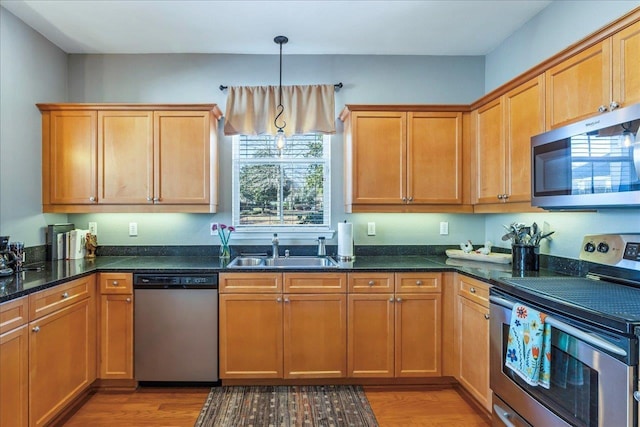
(194, 385), (379, 426)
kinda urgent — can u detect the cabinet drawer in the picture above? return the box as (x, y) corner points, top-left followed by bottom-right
(395, 273), (441, 293)
(0, 296), (29, 334)
(458, 276), (490, 306)
(348, 273), (394, 293)
(219, 273), (282, 293)
(29, 275), (95, 320)
(284, 273), (347, 293)
(98, 272), (132, 294)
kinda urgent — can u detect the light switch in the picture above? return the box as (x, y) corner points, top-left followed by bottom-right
(439, 222), (449, 235)
(367, 222), (376, 236)
(129, 222), (138, 236)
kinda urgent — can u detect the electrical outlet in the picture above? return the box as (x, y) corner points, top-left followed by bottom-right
(439, 221), (449, 235)
(88, 222), (98, 236)
(367, 222), (376, 236)
(129, 222), (138, 237)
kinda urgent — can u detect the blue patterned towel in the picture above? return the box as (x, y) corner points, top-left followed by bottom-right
(505, 304), (551, 389)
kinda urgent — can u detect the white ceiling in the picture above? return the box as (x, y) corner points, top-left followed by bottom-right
(1, 0), (553, 55)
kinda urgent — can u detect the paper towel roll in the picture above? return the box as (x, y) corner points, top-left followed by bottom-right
(337, 222), (354, 258)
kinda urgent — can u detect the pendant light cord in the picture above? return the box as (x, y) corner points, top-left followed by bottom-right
(274, 36), (287, 132)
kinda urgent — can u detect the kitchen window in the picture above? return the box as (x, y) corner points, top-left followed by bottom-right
(232, 134), (331, 235)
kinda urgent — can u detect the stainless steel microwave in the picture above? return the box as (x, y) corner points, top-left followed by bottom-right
(531, 103), (640, 209)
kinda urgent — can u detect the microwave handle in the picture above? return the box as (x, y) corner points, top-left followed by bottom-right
(490, 296), (627, 357)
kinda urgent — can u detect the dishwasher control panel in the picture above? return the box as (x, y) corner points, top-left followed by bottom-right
(133, 274), (218, 289)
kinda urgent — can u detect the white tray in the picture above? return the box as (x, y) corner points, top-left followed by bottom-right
(445, 249), (512, 264)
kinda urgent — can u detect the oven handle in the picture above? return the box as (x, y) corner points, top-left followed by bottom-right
(490, 296), (627, 357)
(493, 404), (516, 427)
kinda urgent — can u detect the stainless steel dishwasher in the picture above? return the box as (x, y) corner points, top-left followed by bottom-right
(134, 273), (218, 383)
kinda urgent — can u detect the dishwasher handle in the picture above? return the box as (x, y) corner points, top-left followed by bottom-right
(133, 274), (218, 289)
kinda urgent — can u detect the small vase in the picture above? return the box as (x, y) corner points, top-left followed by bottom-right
(512, 244), (539, 272)
(219, 244), (231, 259)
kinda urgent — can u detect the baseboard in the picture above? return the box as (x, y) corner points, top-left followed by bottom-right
(221, 376), (458, 387)
(93, 378), (138, 391)
(453, 384), (492, 423)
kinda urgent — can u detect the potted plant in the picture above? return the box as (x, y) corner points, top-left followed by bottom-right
(502, 222), (554, 272)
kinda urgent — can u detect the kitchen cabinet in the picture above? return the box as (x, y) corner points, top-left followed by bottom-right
(473, 76), (545, 210)
(0, 297), (29, 427)
(38, 103), (222, 213)
(545, 20), (640, 129)
(348, 272), (441, 378)
(28, 275), (96, 427)
(98, 273), (133, 380)
(219, 272), (347, 380)
(455, 274), (491, 412)
(340, 106), (470, 213)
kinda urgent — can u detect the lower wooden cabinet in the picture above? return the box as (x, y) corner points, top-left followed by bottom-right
(219, 272), (347, 380)
(0, 297), (29, 427)
(456, 274), (492, 412)
(98, 273), (133, 380)
(347, 273), (442, 378)
(29, 276), (96, 427)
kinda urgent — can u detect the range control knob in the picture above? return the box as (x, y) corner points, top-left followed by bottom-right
(597, 242), (610, 253)
(584, 242), (596, 253)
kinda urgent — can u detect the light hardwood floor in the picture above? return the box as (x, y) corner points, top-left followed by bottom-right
(61, 385), (491, 426)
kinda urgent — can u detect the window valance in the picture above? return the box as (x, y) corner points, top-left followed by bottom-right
(223, 84), (335, 136)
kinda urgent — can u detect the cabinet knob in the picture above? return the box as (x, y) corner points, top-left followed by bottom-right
(416, 280), (422, 286)
(153, 197), (160, 202)
(484, 314), (490, 320)
(61, 292), (69, 299)
(276, 297), (282, 303)
(389, 297), (395, 302)
(396, 297), (402, 303)
(126, 297), (131, 303)
(497, 194), (503, 200)
(610, 101), (620, 111)
(147, 197), (153, 202)
(402, 197), (407, 203)
(112, 281), (119, 286)
(470, 287), (476, 293)
(408, 197), (413, 202)
(598, 105), (608, 113)
(32, 326), (40, 333)
(89, 196), (96, 202)
(368, 280), (375, 286)
(284, 298), (290, 303)
(502, 194), (509, 199)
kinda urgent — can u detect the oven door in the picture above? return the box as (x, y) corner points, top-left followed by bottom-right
(490, 293), (635, 427)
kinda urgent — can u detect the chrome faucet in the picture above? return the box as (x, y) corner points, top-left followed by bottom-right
(271, 233), (279, 259)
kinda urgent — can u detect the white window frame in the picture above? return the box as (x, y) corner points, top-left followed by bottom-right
(231, 134), (333, 240)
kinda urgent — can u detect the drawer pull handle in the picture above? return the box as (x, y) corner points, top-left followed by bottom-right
(368, 280), (375, 286)
(469, 287), (476, 293)
(32, 326), (40, 333)
(61, 292), (69, 299)
(416, 280), (422, 286)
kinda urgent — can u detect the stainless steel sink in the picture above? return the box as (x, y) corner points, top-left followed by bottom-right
(227, 256), (339, 268)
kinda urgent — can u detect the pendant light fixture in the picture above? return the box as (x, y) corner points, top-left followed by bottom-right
(273, 35), (288, 151)
(621, 122), (635, 147)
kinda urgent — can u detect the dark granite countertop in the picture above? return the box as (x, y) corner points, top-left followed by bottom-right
(0, 254), (562, 303)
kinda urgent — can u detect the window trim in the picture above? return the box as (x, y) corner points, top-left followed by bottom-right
(231, 134), (333, 238)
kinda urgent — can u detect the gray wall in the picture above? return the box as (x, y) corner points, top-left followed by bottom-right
(1, 2), (639, 260)
(0, 8), (67, 246)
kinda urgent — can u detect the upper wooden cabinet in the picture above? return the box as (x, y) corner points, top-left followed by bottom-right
(340, 106), (470, 213)
(545, 20), (640, 129)
(473, 76), (545, 210)
(38, 103), (222, 213)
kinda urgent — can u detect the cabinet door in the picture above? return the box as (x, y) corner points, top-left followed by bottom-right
(504, 75), (545, 203)
(408, 112), (463, 204)
(458, 296), (491, 412)
(98, 111), (153, 204)
(474, 98), (505, 204)
(395, 293), (441, 377)
(284, 294), (347, 378)
(612, 20), (640, 108)
(29, 298), (96, 427)
(153, 111), (212, 205)
(45, 110), (97, 205)
(0, 325), (28, 427)
(219, 294), (283, 379)
(100, 294), (133, 379)
(545, 40), (611, 129)
(348, 111), (406, 204)
(347, 294), (394, 377)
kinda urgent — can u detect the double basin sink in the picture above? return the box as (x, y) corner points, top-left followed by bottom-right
(227, 255), (339, 269)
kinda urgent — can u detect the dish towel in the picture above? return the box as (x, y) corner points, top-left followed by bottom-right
(505, 303), (551, 388)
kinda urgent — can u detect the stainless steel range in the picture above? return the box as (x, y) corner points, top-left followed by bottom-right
(490, 234), (640, 427)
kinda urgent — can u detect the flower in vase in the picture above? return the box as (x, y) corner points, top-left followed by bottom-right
(212, 223), (235, 258)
